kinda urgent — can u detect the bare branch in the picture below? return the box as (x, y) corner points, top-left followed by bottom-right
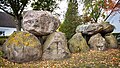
(19, 0), (28, 15)
(96, 9), (102, 22)
(104, 0), (120, 21)
(0, 6), (15, 17)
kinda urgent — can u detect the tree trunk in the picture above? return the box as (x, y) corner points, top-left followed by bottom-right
(15, 15), (22, 31)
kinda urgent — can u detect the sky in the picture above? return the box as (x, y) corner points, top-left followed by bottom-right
(108, 13), (120, 33)
(0, 0), (120, 36)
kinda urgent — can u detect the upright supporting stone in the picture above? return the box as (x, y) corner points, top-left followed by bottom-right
(68, 33), (89, 53)
(105, 33), (118, 49)
(88, 33), (107, 51)
(2, 31), (42, 63)
(42, 32), (70, 60)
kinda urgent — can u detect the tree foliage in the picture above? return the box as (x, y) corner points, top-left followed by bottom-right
(81, 0), (120, 23)
(59, 0), (82, 40)
(104, 0), (120, 21)
(103, 0), (118, 11)
(0, 0), (29, 31)
(82, 0), (105, 22)
(31, 0), (61, 12)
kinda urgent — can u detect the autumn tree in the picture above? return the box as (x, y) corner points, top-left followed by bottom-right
(103, 0), (120, 21)
(81, 0), (120, 23)
(0, 0), (30, 31)
(59, 0), (82, 40)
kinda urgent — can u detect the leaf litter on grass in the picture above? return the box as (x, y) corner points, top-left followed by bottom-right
(0, 49), (120, 68)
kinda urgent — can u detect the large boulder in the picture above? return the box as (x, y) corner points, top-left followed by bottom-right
(68, 33), (89, 53)
(42, 32), (70, 60)
(100, 22), (114, 34)
(88, 33), (107, 51)
(2, 31), (42, 63)
(76, 23), (103, 35)
(105, 33), (118, 49)
(22, 10), (60, 36)
(76, 23), (114, 35)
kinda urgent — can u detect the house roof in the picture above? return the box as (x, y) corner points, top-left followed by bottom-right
(0, 12), (16, 28)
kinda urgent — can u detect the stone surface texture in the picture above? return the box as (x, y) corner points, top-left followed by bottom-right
(76, 23), (103, 35)
(100, 23), (114, 34)
(68, 33), (89, 53)
(42, 32), (70, 60)
(105, 33), (118, 49)
(76, 23), (114, 35)
(88, 33), (107, 51)
(2, 31), (42, 63)
(23, 10), (60, 36)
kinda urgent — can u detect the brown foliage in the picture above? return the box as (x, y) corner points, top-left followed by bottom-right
(103, 0), (120, 11)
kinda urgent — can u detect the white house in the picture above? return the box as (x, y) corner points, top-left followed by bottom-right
(0, 12), (16, 36)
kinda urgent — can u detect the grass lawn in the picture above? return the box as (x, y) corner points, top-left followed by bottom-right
(0, 49), (120, 68)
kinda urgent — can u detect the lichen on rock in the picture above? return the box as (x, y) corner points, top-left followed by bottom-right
(68, 33), (89, 53)
(2, 31), (42, 63)
(105, 33), (118, 49)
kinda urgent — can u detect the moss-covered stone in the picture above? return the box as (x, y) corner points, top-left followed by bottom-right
(68, 33), (89, 53)
(105, 33), (118, 49)
(6, 31), (39, 47)
(2, 31), (42, 63)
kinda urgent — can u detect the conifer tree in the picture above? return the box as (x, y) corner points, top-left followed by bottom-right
(59, 0), (81, 40)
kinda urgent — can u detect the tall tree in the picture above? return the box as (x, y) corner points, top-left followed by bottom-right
(31, 0), (61, 12)
(0, 0), (29, 31)
(59, 0), (82, 40)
